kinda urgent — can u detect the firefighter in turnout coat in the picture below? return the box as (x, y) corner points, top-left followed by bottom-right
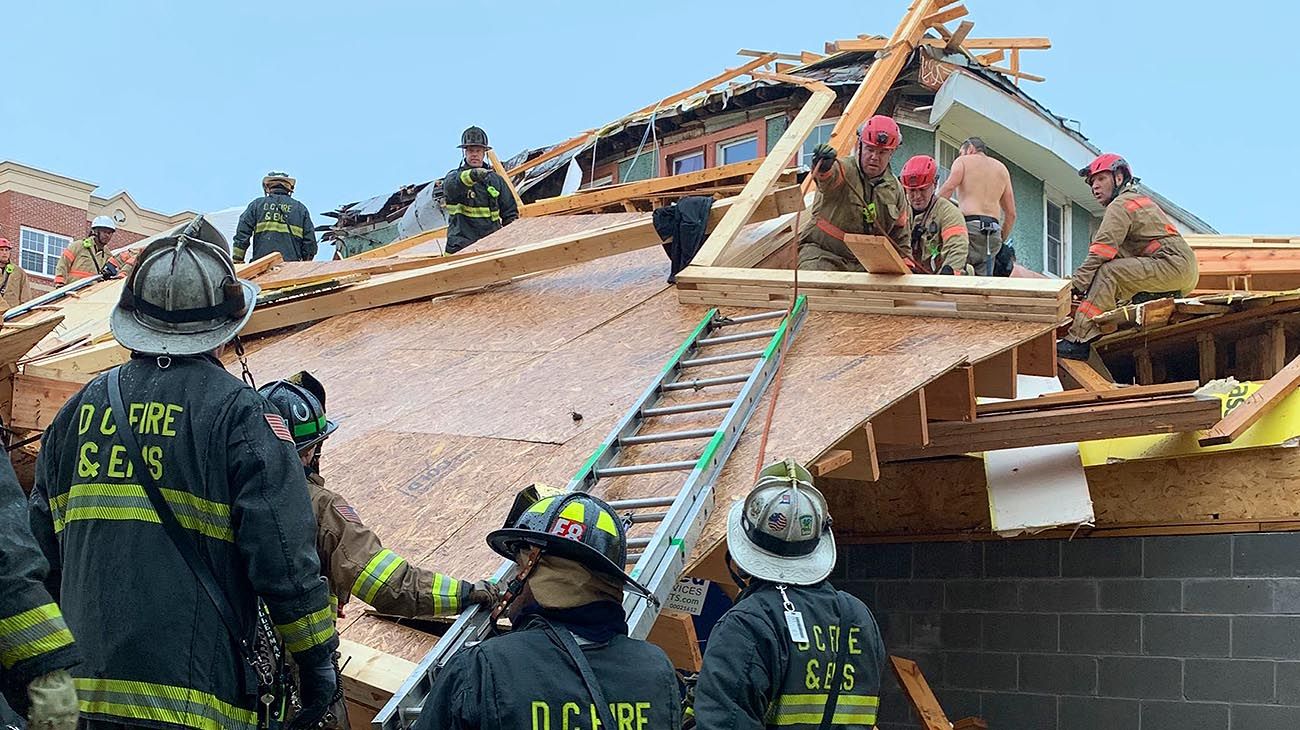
(413, 490), (682, 730)
(1, 448), (80, 730)
(694, 460), (886, 729)
(800, 115), (909, 271)
(29, 224), (339, 730)
(233, 171), (318, 263)
(1057, 154), (1199, 360)
(901, 155), (972, 275)
(53, 216), (133, 287)
(441, 126), (519, 254)
(0, 237), (33, 309)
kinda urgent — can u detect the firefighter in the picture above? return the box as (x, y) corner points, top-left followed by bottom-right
(800, 115), (908, 271)
(233, 171), (318, 263)
(258, 372), (500, 617)
(1058, 154), (1199, 360)
(900, 155), (972, 275)
(52, 216), (132, 286)
(413, 490), (682, 730)
(442, 126), (519, 254)
(694, 459), (885, 730)
(1, 448), (80, 730)
(0, 238), (33, 309)
(29, 224), (339, 730)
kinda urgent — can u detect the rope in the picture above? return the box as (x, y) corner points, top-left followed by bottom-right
(752, 206), (803, 481)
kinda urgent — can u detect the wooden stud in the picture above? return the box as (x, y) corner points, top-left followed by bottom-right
(975, 49), (1005, 66)
(646, 610), (703, 671)
(985, 65), (1046, 83)
(524, 158), (766, 218)
(1135, 348), (1154, 385)
(822, 425), (880, 482)
(1016, 330), (1057, 377)
(235, 252), (284, 279)
(925, 365), (976, 422)
(1009, 48), (1021, 86)
(843, 233), (910, 274)
(688, 81), (836, 268)
(872, 389), (929, 446)
(338, 638), (416, 726)
(1268, 321), (1287, 376)
(944, 20), (976, 53)
(975, 381), (1199, 416)
(487, 149), (524, 212)
(890, 656), (953, 730)
(973, 347), (1017, 399)
(922, 4), (968, 29)
(1235, 333), (1268, 381)
(1200, 354), (1300, 446)
(811, 448), (854, 477)
(1197, 332), (1217, 384)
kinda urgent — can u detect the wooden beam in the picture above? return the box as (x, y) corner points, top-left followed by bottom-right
(1200, 354), (1300, 446)
(812, 448), (855, 477)
(646, 610), (703, 671)
(976, 381), (1199, 416)
(926, 365), (975, 422)
(1135, 348), (1154, 385)
(1197, 332), (1217, 384)
(975, 49), (1005, 66)
(688, 80), (835, 268)
(890, 656), (952, 730)
(985, 64), (1045, 83)
(1010, 48), (1021, 85)
(503, 131), (594, 180)
(843, 233), (910, 274)
(822, 424), (880, 482)
(675, 267), (1071, 323)
(236, 252), (284, 279)
(1268, 321), (1287, 376)
(829, 37), (1052, 52)
(1015, 330), (1057, 377)
(338, 638), (415, 725)
(945, 20), (975, 53)
(737, 49), (804, 62)
(973, 347), (1017, 399)
(871, 389), (929, 446)
(630, 53), (780, 118)
(881, 396), (1222, 461)
(922, 4), (968, 28)
(1057, 358), (1115, 391)
(487, 149), (524, 212)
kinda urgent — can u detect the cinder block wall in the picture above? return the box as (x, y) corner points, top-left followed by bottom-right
(834, 533), (1300, 730)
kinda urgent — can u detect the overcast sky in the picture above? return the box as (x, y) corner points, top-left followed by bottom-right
(3, 1), (1295, 234)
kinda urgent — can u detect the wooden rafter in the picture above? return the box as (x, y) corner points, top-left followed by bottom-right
(1199, 354), (1300, 446)
(828, 37), (1051, 52)
(945, 20), (975, 52)
(922, 4), (968, 28)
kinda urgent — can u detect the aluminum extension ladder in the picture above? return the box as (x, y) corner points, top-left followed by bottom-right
(374, 295), (808, 729)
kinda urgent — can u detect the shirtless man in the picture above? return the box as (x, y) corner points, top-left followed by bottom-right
(937, 137), (1016, 275)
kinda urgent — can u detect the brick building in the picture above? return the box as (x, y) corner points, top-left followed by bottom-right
(0, 160), (195, 292)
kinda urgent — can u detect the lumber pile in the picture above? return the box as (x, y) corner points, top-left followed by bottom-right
(676, 267), (1071, 322)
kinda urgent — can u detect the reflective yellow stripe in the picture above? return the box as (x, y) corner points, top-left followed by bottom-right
(0, 603), (75, 668)
(444, 203), (502, 221)
(351, 549), (406, 604)
(50, 483), (233, 542)
(75, 678), (256, 730)
(431, 573), (462, 615)
(459, 170), (476, 186)
(769, 692), (880, 726)
(486, 185), (500, 198)
(253, 220), (305, 238)
(595, 510), (618, 536)
(559, 502), (585, 522)
(275, 605), (336, 655)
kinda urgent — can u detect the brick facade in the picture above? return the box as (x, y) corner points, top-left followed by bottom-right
(836, 533), (1300, 730)
(0, 190), (147, 291)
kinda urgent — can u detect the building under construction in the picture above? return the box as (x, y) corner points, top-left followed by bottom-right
(5, 2), (1300, 729)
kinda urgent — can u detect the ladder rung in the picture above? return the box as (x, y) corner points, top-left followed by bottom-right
(661, 373), (749, 392)
(697, 327), (779, 346)
(680, 350), (763, 368)
(620, 428), (717, 446)
(627, 511), (668, 524)
(627, 537), (652, 548)
(595, 461), (697, 478)
(717, 308), (789, 326)
(641, 400), (734, 417)
(626, 551), (643, 562)
(608, 496), (677, 509)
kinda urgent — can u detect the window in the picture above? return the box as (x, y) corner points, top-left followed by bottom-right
(671, 151), (705, 175)
(617, 147), (658, 183)
(799, 120), (838, 168)
(718, 136), (759, 165)
(937, 136), (961, 186)
(1044, 195), (1071, 277)
(19, 227), (71, 276)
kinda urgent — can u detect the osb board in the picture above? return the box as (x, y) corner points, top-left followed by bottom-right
(399, 213), (648, 258)
(822, 446), (1300, 539)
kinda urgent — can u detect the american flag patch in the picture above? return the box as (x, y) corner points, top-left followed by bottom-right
(264, 413), (294, 443)
(768, 512), (788, 531)
(334, 504), (361, 524)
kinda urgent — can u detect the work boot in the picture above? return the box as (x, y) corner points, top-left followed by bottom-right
(1056, 338), (1092, 361)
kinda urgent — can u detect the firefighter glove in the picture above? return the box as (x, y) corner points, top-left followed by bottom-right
(290, 656), (341, 730)
(811, 144), (837, 173)
(27, 669), (79, 730)
(938, 265), (955, 276)
(467, 579), (502, 606)
(101, 261), (119, 280)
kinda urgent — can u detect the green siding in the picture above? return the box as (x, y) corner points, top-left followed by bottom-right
(990, 151), (1044, 272)
(892, 126), (936, 176)
(765, 115), (789, 154)
(618, 149), (657, 183)
(1071, 203), (1096, 271)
